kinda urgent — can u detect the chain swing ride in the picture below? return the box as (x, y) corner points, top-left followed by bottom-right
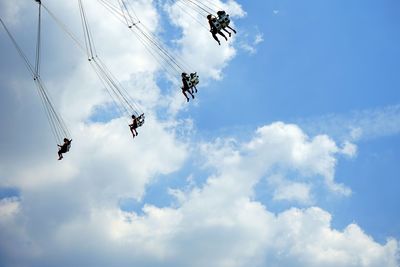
(0, 0), (237, 159)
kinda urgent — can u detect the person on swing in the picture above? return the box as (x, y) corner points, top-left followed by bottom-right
(207, 14), (228, 45)
(58, 138), (72, 160)
(129, 114), (139, 138)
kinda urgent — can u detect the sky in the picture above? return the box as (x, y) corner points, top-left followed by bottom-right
(0, 0), (399, 266)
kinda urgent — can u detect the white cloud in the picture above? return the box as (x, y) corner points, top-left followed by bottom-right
(240, 42), (257, 54)
(341, 141), (357, 157)
(254, 33), (264, 45)
(271, 207), (399, 267)
(0, 197), (19, 219)
(268, 174), (313, 204)
(0, 121), (398, 267)
(244, 122), (352, 196)
(299, 104), (400, 142)
(239, 31), (264, 55)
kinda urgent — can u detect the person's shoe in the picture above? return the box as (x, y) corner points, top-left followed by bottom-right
(233, 29), (237, 34)
(228, 32), (231, 37)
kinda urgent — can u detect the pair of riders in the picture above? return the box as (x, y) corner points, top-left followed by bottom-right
(181, 72), (198, 102)
(207, 11), (237, 45)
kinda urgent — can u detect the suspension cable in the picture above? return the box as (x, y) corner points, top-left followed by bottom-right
(42, 1), (145, 120)
(182, 0), (211, 16)
(0, 16), (70, 143)
(98, 0), (180, 76)
(98, 0), (179, 78)
(35, 2), (42, 77)
(174, 0), (210, 31)
(98, 0), (190, 76)
(0, 18), (35, 78)
(187, 0), (216, 14)
(78, 0), (144, 118)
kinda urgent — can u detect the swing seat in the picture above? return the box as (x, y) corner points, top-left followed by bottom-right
(190, 73), (199, 86)
(218, 14), (230, 28)
(136, 113), (145, 127)
(183, 75), (193, 88)
(213, 21), (222, 31)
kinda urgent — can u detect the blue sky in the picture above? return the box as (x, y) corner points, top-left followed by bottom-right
(0, 0), (399, 266)
(190, 0), (400, 239)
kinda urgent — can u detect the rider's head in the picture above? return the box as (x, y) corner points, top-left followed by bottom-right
(64, 138), (69, 142)
(131, 114), (136, 119)
(207, 14), (212, 20)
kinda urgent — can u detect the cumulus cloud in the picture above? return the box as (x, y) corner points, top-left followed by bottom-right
(245, 122), (352, 196)
(0, 122), (398, 267)
(271, 207), (399, 267)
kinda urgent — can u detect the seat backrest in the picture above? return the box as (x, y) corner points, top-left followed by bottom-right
(184, 76), (193, 87)
(137, 114), (145, 127)
(190, 74), (199, 85)
(218, 14), (230, 27)
(211, 19), (222, 31)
